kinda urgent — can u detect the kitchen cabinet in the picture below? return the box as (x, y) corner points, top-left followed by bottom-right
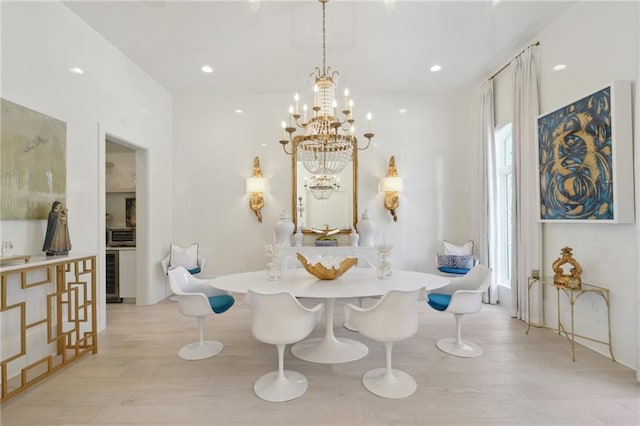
(118, 248), (136, 299)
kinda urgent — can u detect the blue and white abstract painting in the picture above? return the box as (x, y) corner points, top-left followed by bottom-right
(538, 86), (613, 221)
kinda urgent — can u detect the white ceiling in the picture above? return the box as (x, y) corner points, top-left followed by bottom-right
(63, 0), (576, 95)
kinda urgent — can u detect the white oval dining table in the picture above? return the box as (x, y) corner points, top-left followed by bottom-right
(209, 268), (449, 364)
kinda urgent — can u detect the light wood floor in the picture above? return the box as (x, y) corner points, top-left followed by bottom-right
(1, 296), (638, 425)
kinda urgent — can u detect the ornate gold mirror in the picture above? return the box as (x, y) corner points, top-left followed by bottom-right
(292, 150), (357, 234)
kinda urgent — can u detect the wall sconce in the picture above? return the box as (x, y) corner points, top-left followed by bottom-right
(246, 156), (270, 222)
(379, 156), (403, 222)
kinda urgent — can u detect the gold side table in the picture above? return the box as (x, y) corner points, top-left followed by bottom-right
(526, 276), (614, 362)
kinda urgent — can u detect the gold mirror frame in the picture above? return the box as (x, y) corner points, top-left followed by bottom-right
(292, 147), (358, 234)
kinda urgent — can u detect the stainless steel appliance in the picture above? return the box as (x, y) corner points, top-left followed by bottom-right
(106, 250), (122, 303)
(107, 228), (136, 247)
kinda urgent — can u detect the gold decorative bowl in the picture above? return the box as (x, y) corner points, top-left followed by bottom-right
(296, 253), (358, 280)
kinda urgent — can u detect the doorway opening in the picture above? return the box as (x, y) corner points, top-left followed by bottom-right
(102, 134), (148, 306)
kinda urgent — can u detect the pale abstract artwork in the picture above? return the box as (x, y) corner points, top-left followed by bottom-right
(1, 99), (66, 219)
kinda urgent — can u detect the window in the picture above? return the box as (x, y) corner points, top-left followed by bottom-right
(495, 123), (513, 287)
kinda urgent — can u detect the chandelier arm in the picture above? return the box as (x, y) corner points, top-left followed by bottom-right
(280, 142), (293, 155)
(334, 111), (355, 132)
(293, 116), (309, 129)
(328, 110), (350, 132)
(280, 133), (296, 155)
(356, 134), (374, 151)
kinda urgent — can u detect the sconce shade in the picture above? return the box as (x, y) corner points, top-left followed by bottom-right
(380, 176), (403, 193)
(246, 177), (270, 194)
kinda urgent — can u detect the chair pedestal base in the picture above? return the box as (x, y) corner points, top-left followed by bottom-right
(254, 370), (308, 402)
(178, 340), (223, 360)
(436, 337), (483, 358)
(291, 336), (368, 364)
(362, 368), (416, 399)
(343, 321), (358, 332)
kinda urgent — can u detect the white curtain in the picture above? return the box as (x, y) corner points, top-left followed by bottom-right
(635, 6), (640, 383)
(478, 80), (499, 304)
(511, 46), (543, 323)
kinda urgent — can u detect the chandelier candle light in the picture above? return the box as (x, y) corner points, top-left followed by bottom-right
(278, 0), (374, 177)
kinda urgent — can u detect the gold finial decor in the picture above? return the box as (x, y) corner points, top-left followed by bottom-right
(246, 156), (269, 222)
(552, 246), (583, 289)
(380, 156), (403, 222)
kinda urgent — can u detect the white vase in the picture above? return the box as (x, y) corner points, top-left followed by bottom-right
(349, 228), (359, 247)
(293, 231), (304, 247)
(356, 209), (376, 248)
(274, 210), (294, 247)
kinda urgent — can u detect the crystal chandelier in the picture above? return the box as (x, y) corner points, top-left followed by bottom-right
(304, 174), (340, 200)
(278, 0), (373, 175)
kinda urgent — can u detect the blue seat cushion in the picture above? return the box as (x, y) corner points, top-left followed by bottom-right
(438, 267), (470, 275)
(208, 295), (235, 313)
(187, 266), (201, 275)
(427, 293), (451, 311)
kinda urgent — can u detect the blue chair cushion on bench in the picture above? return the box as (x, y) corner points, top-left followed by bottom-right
(438, 266), (471, 275)
(187, 266), (201, 275)
(209, 295), (235, 314)
(427, 293), (451, 311)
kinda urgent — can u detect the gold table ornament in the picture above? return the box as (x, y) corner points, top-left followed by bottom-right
(552, 246), (583, 289)
(296, 252), (357, 280)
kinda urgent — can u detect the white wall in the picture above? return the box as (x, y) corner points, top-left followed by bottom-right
(0, 1), (174, 329)
(534, 2), (638, 368)
(172, 89), (477, 278)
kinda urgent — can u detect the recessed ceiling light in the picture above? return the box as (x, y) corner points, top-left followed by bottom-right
(384, 0), (396, 12)
(201, 65), (214, 74)
(430, 64), (442, 72)
(398, 108), (407, 114)
(249, 0), (260, 12)
(234, 109), (244, 114)
(260, 143), (268, 147)
(552, 64), (567, 71)
(69, 67), (84, 74)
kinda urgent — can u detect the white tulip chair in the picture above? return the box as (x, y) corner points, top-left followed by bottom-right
(426, 264), (492, 358)
(244, 290), (323, 402)
(168, 267), (234, 360)
(344, 288), (424, 399)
